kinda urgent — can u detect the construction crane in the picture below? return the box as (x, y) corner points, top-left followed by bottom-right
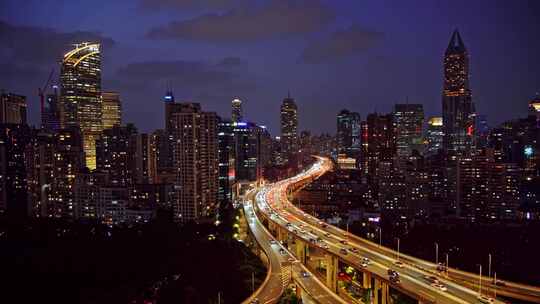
(38, 69), (55, 127)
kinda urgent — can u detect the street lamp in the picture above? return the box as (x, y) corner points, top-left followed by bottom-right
(435, 242), (439, 265)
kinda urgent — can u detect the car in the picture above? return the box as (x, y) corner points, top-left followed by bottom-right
(423, 275), (439, 284)
(300, 271), (310, 278)
(250, 298), (260, 304)
(279, 248), (286, 255)
(390, 275), (401, 283)
(269, 239), (277, 245)
(321, 243), (329, 249)
(431, 283), (447, 291)
(436, 262), (446, 272)
(324, 233), (332, 237)
(387, 269), (397, 276)
(340, 240), (348, 245)
(321, 224), (328, 228)
(362, 257), (371, 265)
(339, 248), (348, 255)
(288, 257), (296, 262)
(494, 280), (506, 286)
(360, 262), (369, 268)
(394, 261), (404, 268)
(349, 247), (359, 254)
(477, 296), (495, 303)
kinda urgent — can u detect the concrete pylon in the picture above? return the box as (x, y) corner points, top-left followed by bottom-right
(373, 279), (380, 304)
(381, 281), (389, 304)
(325, 254), (338, 293)
(363, 271), (372, 289)
(295, 239), (307, 264)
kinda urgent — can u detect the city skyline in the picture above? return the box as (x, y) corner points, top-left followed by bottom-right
(1, 0), (539, 135)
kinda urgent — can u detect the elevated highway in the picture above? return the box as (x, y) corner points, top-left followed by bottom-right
(253, 156), (540, 303)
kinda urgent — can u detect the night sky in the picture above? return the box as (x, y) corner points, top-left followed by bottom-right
(1, 0), (539, 135)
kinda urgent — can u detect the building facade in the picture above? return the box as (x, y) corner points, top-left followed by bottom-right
(0, 91), (27, 125)
(102, 91), (122, 130)
(337, 109), (361, 159)
(442, 30), (475, 156)
(60, 42), (103, 169)
(280, 93), (298, 161)
(393, 103), (424, 159)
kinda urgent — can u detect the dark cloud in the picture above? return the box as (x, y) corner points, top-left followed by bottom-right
(0, 20), (115, 65)
(301, 25), (383, 64)
(146, 0), (335, 42)
(139, 0), (247, 11)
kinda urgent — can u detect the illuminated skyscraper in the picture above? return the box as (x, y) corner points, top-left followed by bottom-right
(101, 91), (122, 130)
(337, 109), (361, 158)
(231, 98), (243, 123)
(360, 113), (395, 177)
(280, 92), (298, 159)
(442, 30), (475, 156)
(60, 42), (102, 169)
(393, 104), (424, 158)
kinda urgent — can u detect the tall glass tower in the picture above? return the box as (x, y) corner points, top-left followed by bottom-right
(280, 92), (298, 159)
(442, 30), (475, 157)
(60, 42), (102, 169)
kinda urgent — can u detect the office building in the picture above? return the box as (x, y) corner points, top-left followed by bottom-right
(393, 104), (424, 159)
(337, 109), (361, 158)
(425, 117), (444, 157)
(102, 91), (122, 130)
(0, 91), (27, 125)
(42, 86), (61, 131)
(60, 42), (103, 169)
(280, 92), (298, 160)
(442, 30), (475, 156)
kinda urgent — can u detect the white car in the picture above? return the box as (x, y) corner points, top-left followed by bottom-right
(431, 283), (447, 291)
(477, 296), (495, 303)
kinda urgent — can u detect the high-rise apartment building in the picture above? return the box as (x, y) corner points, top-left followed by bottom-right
(337, 109), (361, 158)
(26, 127), (85, 218)
(231, 98), (243, 123)
(95, 124), (137, 186)
(169, 103), (218, 222)
(393, 104), (424, 159)
(0, 91), (27, 125)
(60, 42), (103, 169)
(218, 119), (235, 205)
(360, 113), (396, 177)
(425, 116), (444, 157)
(102, 91), (122, 130)
(442, 30), (475, 156)
(280, 93), (298, 160)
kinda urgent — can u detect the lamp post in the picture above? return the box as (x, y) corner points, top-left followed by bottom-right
(435, 242), (439, 265)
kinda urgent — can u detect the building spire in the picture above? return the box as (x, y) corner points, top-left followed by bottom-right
(446, 29), (466, 54)
(287, 89), (291, 99)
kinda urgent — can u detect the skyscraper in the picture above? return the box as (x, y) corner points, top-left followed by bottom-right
(102, 91), (122, 130)
(280, 92), (298, 160)
(442, 30), (475, 156)
(218, 118), (235, 205)
(0, 91), (27, 125)
(337, 109), (361, 158)
(169, 103), (218, 222)
(425, 116), (444, 157)
(95, 124), (138, 186)
(360, 113), (395, 177)
(231, 98), (243, 123)
(60, 42), (103, 169)
(393, 103), (424, 158)
(43, 86), (60, 131)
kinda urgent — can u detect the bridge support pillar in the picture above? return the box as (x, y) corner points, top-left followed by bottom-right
(373, 278), (380, 304)
(325, 254), (338, 293)
(295, 239), (307, 264)
(381, 281), (389, 304)
(362, 271), (372, 289)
